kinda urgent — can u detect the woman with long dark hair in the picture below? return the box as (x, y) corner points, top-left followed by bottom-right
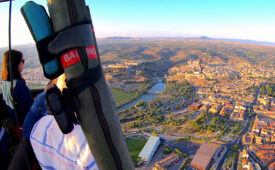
(1, 49), (33, 126)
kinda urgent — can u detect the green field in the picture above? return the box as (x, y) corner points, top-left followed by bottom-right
(125, 135), (147, 164)
(112, 89), (138, 107)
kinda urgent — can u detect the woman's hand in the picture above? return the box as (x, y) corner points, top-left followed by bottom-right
(44, 82), (54, 91)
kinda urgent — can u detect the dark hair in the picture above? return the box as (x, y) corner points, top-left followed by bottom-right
(1, 50), (23, 81)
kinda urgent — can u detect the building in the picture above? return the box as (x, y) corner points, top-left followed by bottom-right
(230, 110), (245, 121)
(242, 158), (251, 170)
(219, 104), (234, 116)
(269, 162), (275, 170)
(107, 63), (129, 69)
(154, 154), (179, 170)
(230, 104), (246, 121)
(251, 144), (275, 167)
(252, 115), (275, 143)
(253, 105), (275, 119)
(200, 104), (211, 112)
(138, 136), (160, 162)
(257, 95), (271, 106)
(190, 144), (219, 170)
(242, 134), (253, 145)
(209, 104), (222, 114)
(189, 102), (202, 110)
(241, 149), (249, 159)
(255, 136), (263, 144)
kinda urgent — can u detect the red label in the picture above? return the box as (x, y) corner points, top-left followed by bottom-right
(86, 45), (98, 59)
(60, 49), (80, 68)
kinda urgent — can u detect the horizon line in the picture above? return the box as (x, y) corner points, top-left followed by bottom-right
(1, 36), (275, 48)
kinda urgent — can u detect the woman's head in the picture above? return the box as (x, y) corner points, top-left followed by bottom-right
(1, 50), (24, 81)
(56, 74), (66, 91)
(45, 74), (66, 92)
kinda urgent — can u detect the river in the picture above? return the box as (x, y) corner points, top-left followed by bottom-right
(117, 82), (166, 112)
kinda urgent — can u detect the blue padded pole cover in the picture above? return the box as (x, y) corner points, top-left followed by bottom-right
(21, 1), (62, 78)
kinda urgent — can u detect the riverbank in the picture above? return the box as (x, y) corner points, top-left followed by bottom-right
(118, 81), (166, 111)
(113, 90), (142, 108)
(113, 81), (154, 108)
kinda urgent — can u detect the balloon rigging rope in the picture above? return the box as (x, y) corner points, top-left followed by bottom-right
(8, 0), (31, 169)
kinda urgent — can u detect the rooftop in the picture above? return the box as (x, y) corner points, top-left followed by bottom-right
(138, 136), (160, 160)
(190, 144), (219, 169)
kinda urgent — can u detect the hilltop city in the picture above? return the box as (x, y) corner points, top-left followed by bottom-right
(0, 39), (275, 170)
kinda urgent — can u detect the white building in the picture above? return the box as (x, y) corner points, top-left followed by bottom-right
(138, 136), (160, 162)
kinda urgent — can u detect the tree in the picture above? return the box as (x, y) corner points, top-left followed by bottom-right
(260, 86), (266, 95)
(152, 131), (158, 136)
(195, 93), (199, 101)
(156, 115), (165, 122)
(121, 127), (127, 133)
(266, 85), (272, 95)
(162, 147), (172, 154)
(248, 107), (252, 117)
(226, 161), (232, 168)
(129, 106), (135, 110)
(174, 148), (183, 155)
(182, 101), (186, 107)
(136, 100), (145, 107)
(231, 145), (241, 151)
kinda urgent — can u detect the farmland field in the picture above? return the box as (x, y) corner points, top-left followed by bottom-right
(112, 89), (138, 107)
(125, 135), (147, 164)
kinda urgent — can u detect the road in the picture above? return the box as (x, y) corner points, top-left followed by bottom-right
(216, 114), (251, 169)
(247, 150), (266, 169)
(217, 87), (260, 169)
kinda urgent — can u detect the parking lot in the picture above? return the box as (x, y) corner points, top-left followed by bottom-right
(170, 141), (201, 157)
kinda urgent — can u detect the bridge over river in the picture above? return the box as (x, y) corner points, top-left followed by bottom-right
(144, 91), (162, 95)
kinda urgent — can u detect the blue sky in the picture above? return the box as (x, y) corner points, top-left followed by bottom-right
(1, 0), (275, 46)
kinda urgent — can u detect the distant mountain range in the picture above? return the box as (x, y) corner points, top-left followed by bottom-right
(104, 37), (134, 40)
(102, 36), (275, 46)
(1, 38), (275, 75)
(186, 36), (275, 46)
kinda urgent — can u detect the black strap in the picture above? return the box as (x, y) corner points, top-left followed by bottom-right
(67, 66), (103, 96)
(36, 33), (65, 79)
(36, 33), (58, 64)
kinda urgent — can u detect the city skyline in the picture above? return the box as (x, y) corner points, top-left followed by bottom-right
(1, 0), (275, 47)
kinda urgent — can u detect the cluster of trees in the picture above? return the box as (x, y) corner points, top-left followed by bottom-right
(162, 147), (173, 154)
(190, 112), (208, 133)
(163, 114), (186, 127)
(189, 112), (229, 136)
(164, 81), (195, 108)
(232, 124), (241, 135)
(231, 144), (241, 152)
(226, 151), (237, 160)
(127, 114), (166, 130)
(128, 121), (143, 129)
(260, 84), (275, 97)
(135, 100), (145, 107)
(137, 81), (154, 93)
(174, 148), (185, 157)
(142, 114), (165, 124)
(179, 157), (191, 170)
(176, 136), (207, 143)
(120, 80), (196, 126)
